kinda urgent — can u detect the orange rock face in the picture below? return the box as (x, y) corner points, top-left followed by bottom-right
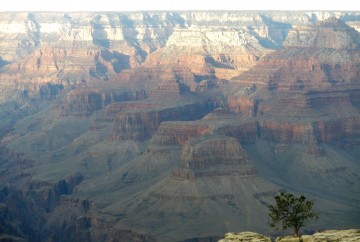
(225, 17), (360, 148)
(227, 96), (259, 116)
(59, 88), (148, 116)
(108, 100), (215, 141)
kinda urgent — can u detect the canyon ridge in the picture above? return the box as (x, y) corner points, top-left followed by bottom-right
(0, 11), (360, 241)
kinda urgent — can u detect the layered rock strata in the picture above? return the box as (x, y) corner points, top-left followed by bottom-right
(1, 11), (359, 102)
(109, 100), (214, 141)
(1, 12), (360, 242)
(58, 88), (148, 116)
(172, 135), (256, 179)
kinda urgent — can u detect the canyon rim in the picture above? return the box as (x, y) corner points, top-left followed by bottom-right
(0, 11), (360, 241)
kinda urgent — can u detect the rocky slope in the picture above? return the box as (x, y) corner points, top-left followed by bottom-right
(0, 11), (360, 242)
(218, 229), (360, 242)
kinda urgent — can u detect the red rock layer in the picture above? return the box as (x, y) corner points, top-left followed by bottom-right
(57, 88), (148, 116)
(109, 101), (214, 141)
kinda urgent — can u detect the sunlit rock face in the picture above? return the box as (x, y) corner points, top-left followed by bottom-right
(227, 17), (360, 148)
(219, 231), (271, 242)
(1, 11), (359, 102)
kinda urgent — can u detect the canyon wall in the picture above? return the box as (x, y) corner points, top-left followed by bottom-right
(1, 11), (360, 242)
(1, 11), (360, 102)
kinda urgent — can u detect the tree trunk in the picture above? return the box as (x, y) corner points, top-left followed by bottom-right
(294, 227), (300, 237)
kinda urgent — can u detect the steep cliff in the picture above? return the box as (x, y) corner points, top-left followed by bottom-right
(172, 135), (256, 179)
(109, 99), (214, 141)
(1, 11), (359, 102)
(233, 17), (360, 93)
(226, 18), (360, 148)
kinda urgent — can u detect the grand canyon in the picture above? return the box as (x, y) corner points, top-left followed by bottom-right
(0, 11), (360, 241)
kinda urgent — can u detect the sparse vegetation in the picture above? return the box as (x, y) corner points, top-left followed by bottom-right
(268, 192), (318, 237)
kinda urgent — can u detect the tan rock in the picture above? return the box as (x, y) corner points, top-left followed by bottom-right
(218, 232), (271, 242)
(276, 235), (302, 242)
(307, 229), (360, 242)
(277, 229), (360, 242)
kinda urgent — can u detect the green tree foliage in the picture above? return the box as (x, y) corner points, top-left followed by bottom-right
(268, 192), (318, 237)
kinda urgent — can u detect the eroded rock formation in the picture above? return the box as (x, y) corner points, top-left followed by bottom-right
(1, 11), (360, 242)
(172, 135), (256, 179)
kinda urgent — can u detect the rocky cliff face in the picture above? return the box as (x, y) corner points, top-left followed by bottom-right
(226, 17), (360, 149)
(1, 11), (359, 102)
(59, 88), (148, 116)
(284, 17), (360, 49)
(172, 135), (256, 179)
(1, 11), (360, 242)
(109, 99), (214, 141)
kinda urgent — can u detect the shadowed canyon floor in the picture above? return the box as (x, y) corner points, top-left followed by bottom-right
(0, 11), (360, 241)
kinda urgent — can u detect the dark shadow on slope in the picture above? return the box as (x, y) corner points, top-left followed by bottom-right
(248, 14), (292, 49)
(0, 57), (10, 69)
(100, 49), (131, 73)
(91, 15), (110, 49)
(119, 14), (147, 61)
(26, 13), (41, 47)
(39, 83), (64, 100)
(204, 56), (235, 70)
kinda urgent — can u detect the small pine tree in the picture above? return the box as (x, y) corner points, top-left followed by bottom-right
(268, 192), (318, 237)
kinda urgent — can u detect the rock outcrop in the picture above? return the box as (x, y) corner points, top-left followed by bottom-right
(218, 232), (271, 242)
(219, 229), (360, 242)
(284, 17), (360, 49)
(143, 26), (270, 81)
(172, 135), (256, 179)
(109, 100), (214, 141)
(276, 229), (360, 242)
(150, 121), (214, 146)
(57, 88), (148, 116)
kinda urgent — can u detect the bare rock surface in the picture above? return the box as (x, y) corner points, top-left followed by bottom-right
(219, 229), (360, 242)
(218, 232), (271, 242)
(276, 229), (360, 242)
(308, 229), (360, 242)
